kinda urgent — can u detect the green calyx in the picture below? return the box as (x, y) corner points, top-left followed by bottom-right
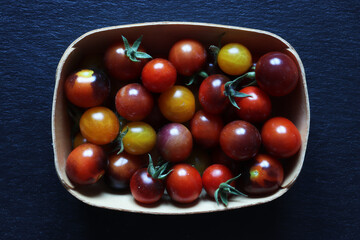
(214, 173), (247, 206)
(115, 126), (129, 154)
(186, 71), (209, 86)
(122, 35), (152, 62)
(147, 154), (172, 180)
(223, 71), (256, 109)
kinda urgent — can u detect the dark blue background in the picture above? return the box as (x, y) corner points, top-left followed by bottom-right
(1, 1), (359, 239)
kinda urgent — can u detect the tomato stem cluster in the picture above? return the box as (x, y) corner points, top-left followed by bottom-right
(115, 127), (129, 154)
(122, 35), (152, 62)
(147, 154), (172, 180)
(214, 173), (247, 206)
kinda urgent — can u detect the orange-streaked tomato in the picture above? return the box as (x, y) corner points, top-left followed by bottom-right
(122, 122), (156, 155)
(217, 43), (252, 76)
(79, 107), (120, 145)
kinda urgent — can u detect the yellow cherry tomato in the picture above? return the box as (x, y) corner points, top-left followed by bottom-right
(158, 85), (195, 123)
(217, 43), (252, 75)
(79, 106), (120, 145)
(122, 122), (156, 155)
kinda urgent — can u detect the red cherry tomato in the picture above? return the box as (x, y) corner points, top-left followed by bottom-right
(202, 164), (234, 199)
(64, 69), (110, 108)
(65, 143), (107, 185)
(198, 74), (230, 114)
(255, 52), (299, 96)
(235, 86), (272, 123)
(240, 154), (284, 196)
(105, 152), (146, 190)
(141, 58), (177, 93)
(130, 168), (165, 204)
(261, 117), (301, 158)
(79, 107), (120, 145)
(115, 83), (154, 121)
(220, 120), (261, 161)
(157, 123), (193, 162)
(190, 110), (223, 148)
(169, 39), (207, 76)
(104, 41), (149, 81)
(166, 164), (202, 203)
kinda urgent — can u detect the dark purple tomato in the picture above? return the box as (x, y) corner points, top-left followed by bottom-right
(198, 74), (230, 114)
(104, 42), (149, 81)
(255, 52), (299, 96)
(115, 83), (154, 121)
(219, 120), (261, 161)
(130, 168), (165, 204)
(106, 152), (146, 190)
(239, 154), (284, 196)
(190, 110), (223, 148)
(64, 69), (110, 108)
(157, 123), (193, 162)
(65, 143), (107, 185)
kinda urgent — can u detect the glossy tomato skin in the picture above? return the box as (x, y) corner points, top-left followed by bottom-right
(240, 154), (284, 196)
(202, 164), (234, 198)
(199, 74), (230, 114)
(130, 168), (165, 204)
(122, 122), (156, 155)
(261, 117), (301, 158)
(255, 52), (299, 96)
(104, 42), (148, 81)
(217, 43), (252, 76)
(79, 107), (120, 145)
(64, 69), (110, 108)
(115, 83), (154, 121)
(169, 39), (207, 76)
(166, 164), (203, 203)
(190, 110), (223, 148)
(106, 152), (146, 190)
(141, 58), (177, 93)
(66, 143), (107, 185)
(235, 86), (272, 123)
(220, 120), (261, 161)
(158, 85), (195, 123)
(157, 123), (193, 162)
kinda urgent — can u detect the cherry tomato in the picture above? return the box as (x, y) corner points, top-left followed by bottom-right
(220, 120), (261, 161)
(169, 39), (207, 76)
(130, 168), (165, 204)
(217, 43), (252, 76)
(202, 164), (234, 199)
(158, 85), (195, 123)
(261, 117), (301, 158)
(73, 132), (88, 149)
(239, 154), (284, 196)
(122, 122), (156, 155)
(255, 52), (299, 96)
(157, 123), (193, 162)
(190, 110), (223, 148)
(64, 69), (110, 108)
(115, 83), (154, 121)
(66, 143), (107, 185)
(105, 152), (146, 190)
(79, 107), (120, 145)
(185, 147), (212, 175)
(166, 164), (203, 203)
(235, 86), (272, 123)
(198, 74), (230, 114)
(141, 58), (177, 93)
(104, 41), (149, 81)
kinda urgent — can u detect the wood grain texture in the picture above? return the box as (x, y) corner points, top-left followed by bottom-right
(0, 0), (359, 239)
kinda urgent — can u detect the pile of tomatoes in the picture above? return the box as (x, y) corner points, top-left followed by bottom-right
(64, 34), (301, 206)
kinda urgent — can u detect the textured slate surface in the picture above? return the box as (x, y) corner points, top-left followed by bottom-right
(0, 0), (359, 239)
